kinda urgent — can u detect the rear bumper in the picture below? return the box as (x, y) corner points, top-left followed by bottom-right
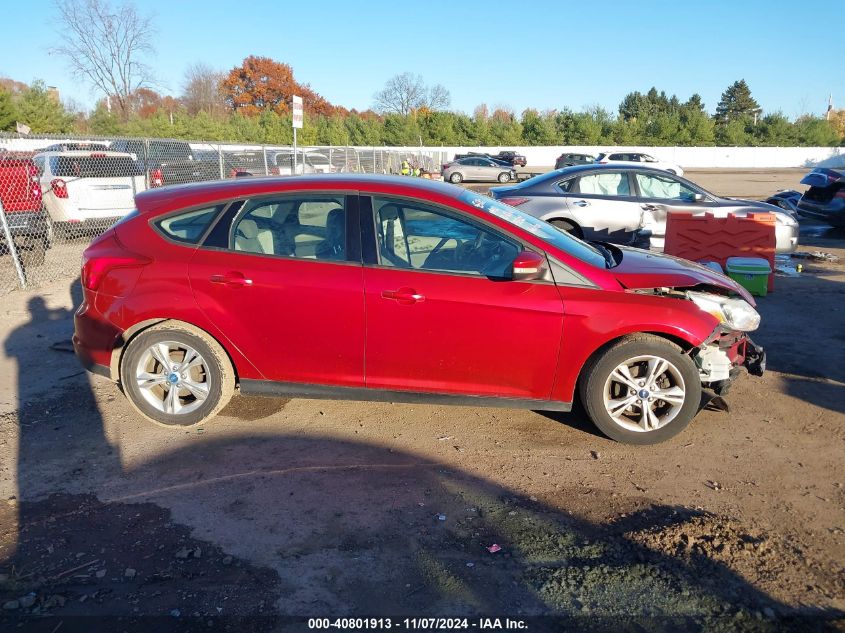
(73, 297), (122, 380)
(3, 210), (49, 237)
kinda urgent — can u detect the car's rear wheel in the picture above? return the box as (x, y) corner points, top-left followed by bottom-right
(549, 218), (582, 239)
(579, 335), (701, 444)
(497, 172), (511, 183)
(449, 172), (463, 184)
(120, 322), (235, 427)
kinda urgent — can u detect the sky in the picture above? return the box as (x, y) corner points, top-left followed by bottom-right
(0, 0), (839, 119)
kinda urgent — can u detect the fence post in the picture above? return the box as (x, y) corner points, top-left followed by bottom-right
(0, 200), (26, 290)
(218, 144), (224, 180)
(262, 145), (269, 176)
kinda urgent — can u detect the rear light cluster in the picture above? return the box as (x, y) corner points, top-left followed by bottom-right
(51, 178), (68, 199)
(149, 168), (164, 187)
(499, 197), (529, 207)
(81, 233), (151, 292)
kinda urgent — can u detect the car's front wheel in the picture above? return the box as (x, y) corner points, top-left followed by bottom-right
(120, 322), (235, 427)
(579, 335), (701, 444)
(497, 172), (511, 183)
(449, 172), (463, 184)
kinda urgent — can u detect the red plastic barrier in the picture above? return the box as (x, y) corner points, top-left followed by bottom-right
(664, 211), (776, 291)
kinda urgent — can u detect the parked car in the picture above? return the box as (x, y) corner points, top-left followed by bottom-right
(595, 152), (684, 176)
(74, 174), (765, 444)
(554, 153), (596, 169)
(491, 151), (527, 167)
(108, 139), (219, 187)
(40, 141), (110, 153)
(34, 149), (147, 233)
(269, 150), (335, 176)
(795, 168), (845, 227)
(442, 157), (516, 184)
(765, 189), (802, 213)
(489, 164), (799, 253)
(0, 152), (51, 265)
(452, 152), (512, 168)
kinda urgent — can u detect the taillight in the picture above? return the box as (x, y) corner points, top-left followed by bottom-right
(81, 235), (151, 292)
(150, 168), (164, 187)
(499, 197), (530, 207)
(51, 178), (68, 199)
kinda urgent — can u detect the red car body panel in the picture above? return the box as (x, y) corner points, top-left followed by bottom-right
(188, 249), (365, 386)
(75, 175), (743, 410)
(363, 266), (563, 398)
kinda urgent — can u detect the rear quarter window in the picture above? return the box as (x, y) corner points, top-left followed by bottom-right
(156, 206), (222, 244)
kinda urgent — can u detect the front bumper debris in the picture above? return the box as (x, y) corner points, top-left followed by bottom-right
(743, 338), (765, 377)
(694, 333), (764, 395)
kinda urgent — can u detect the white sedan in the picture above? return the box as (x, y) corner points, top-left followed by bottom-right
(595, 151), (684, 176)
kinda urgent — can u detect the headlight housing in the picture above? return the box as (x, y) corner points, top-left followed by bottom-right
(687, 291), (760, 332)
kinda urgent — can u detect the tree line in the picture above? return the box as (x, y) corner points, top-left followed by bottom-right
(0, 0), (843, 148)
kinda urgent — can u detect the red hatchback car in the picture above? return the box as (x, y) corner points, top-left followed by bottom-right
(74, 175), (765, 444)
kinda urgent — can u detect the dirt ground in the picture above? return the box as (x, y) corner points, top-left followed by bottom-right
(0, 176), (844, 630)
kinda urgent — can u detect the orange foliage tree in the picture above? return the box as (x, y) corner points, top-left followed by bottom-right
(220, 56), (343, 118)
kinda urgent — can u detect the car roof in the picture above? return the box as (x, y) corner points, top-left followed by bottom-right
(35, 150), (136, 158)
(134, 173), (468, 215)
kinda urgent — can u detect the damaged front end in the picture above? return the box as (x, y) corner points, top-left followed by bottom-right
(693, 328), (766, 396)
(629, 282), (766, 396)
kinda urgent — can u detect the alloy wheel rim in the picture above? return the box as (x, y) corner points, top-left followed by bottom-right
(134, 341), (210, 415)
(602, 355), (686, 433)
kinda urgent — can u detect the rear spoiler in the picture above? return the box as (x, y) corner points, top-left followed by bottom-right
(800, 168), (844, 188)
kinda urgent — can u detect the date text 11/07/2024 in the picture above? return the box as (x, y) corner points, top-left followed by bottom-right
(308, 618), (528, 630)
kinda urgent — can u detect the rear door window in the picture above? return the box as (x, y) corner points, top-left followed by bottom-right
(574, 172), (631, 196)
(231, 195), (347, 261)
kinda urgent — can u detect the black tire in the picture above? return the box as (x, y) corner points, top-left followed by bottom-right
(497, 172), (511, 183)
(549, 218), (582, 239)
(449, 172), (463, 184)
(120, 322), (235, 427)
(579, 334), (701, 445)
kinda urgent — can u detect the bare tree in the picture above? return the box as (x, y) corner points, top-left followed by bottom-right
(52, 0), (155, 119)
(428, 84), (451, 111)
(373, 73), (451, 115)
(182, 63), (225, 117)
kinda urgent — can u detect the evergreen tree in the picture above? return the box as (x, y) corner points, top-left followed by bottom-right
(15, 81), (74, 133)
(715, 80), (761, 123)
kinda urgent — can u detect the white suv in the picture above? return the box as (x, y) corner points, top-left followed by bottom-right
(595, 152), (684, 176)
(33, 149), (146, 231)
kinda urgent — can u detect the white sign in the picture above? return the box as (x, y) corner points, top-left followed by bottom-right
(292, 95), (303, 129)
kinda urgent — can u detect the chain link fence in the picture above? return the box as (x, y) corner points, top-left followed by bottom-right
(0, 133), (448, 294)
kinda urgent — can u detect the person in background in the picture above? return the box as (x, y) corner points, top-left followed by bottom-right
(400, 159), (410, 176)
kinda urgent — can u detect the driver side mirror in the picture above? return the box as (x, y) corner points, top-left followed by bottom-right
(511, 250), (547, 281)
(692, 193), (706, 203)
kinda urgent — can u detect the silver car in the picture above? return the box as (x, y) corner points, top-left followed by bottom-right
(489, 165), (799, 254)
(442, 157), (516, 184)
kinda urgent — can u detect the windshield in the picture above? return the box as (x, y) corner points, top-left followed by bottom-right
(457, 190), (608, 268)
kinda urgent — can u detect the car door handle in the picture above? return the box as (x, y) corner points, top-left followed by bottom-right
(641, 203), (660, 211)
(381, 287), (425, 304)
(210, 272), (253, 288)
(573, 200), (590, 207)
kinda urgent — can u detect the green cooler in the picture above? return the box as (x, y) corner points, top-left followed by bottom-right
(725, 257), (771, 297)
